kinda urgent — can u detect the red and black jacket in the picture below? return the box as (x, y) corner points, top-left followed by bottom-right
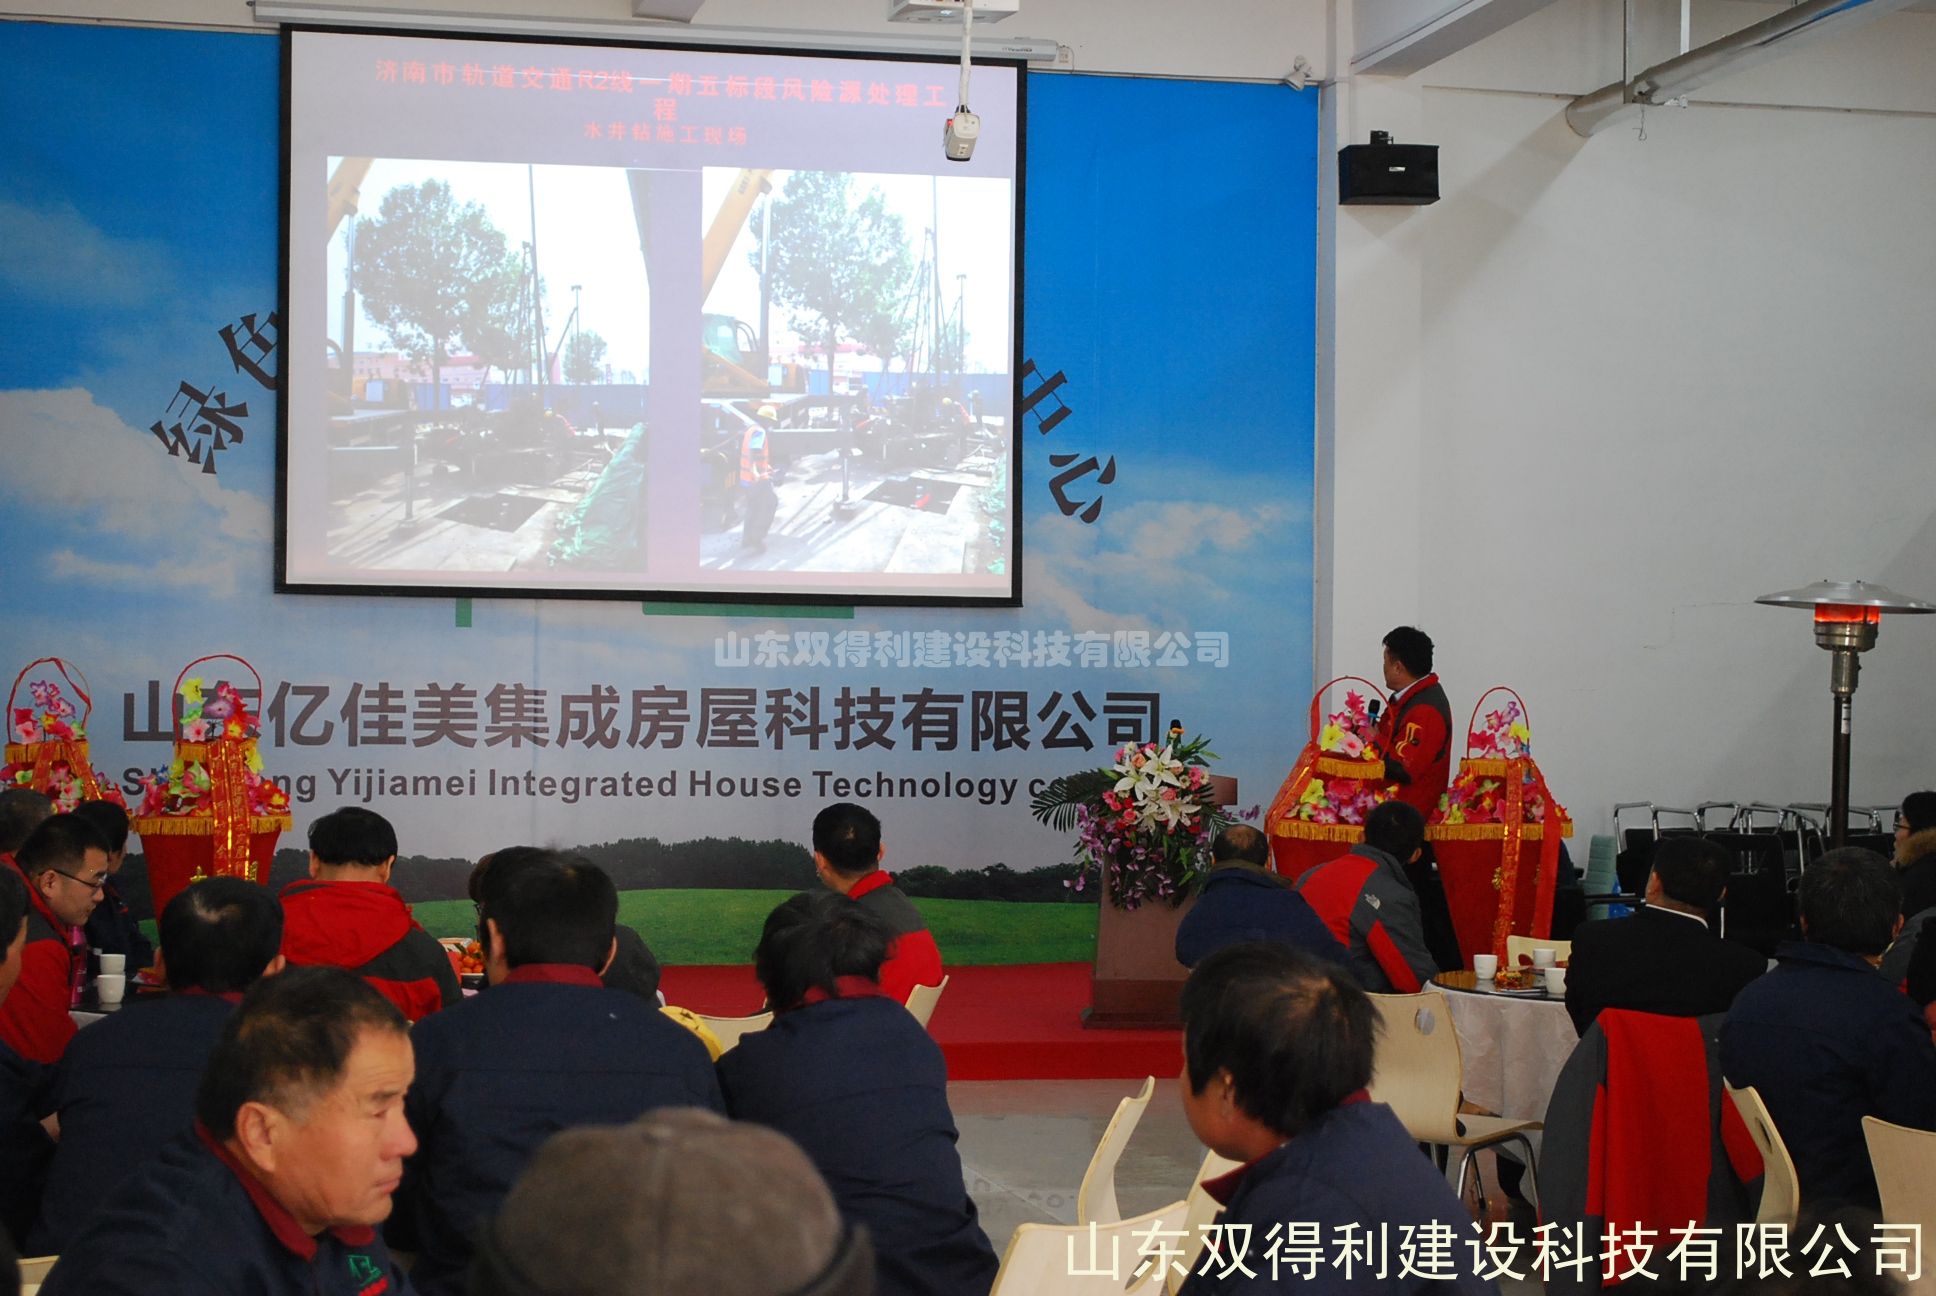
(1377, 672), (1453, 817)
(847, 871), (943, 1005)
(279, 879), (459, 1023)
(0, 863), (82, 1064)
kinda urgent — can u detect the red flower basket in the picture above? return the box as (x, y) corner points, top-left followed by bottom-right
(3, 657), (120, 810)
(1263, 676), (1391, 880)
(1425, 686), (1572, 967)
(131, 655), (291, 916)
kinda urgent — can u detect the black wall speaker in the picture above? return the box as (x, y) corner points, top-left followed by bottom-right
(1339, 131), (1439, 206)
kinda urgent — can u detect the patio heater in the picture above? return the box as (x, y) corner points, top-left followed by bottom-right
(1755, 580), (1935, 848)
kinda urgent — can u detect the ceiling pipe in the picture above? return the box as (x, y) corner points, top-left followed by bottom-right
(1566, 0), (1918, 137)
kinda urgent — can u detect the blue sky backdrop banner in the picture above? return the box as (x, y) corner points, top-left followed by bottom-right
(0, 22), (1318, 877)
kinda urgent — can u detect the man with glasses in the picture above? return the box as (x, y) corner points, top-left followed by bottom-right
(0, 815), (109, 1065)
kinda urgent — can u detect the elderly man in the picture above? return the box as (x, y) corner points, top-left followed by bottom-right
(40, 966), (417, 1294)
(0, 815), (108, 1065)
(1564, 835), (1768, 1035)
(1175, 825), (1344, 969)
(391, 852), (721, 1296)
(1176, 943), (1493, 1295)
(32, 877), (286, 1254)
(1721, 848), (1936, 1210)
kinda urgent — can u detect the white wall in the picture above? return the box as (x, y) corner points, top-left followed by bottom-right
(1325, 0), (1936, 838)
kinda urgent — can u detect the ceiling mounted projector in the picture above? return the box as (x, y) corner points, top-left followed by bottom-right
(888, 0), (1018, 22)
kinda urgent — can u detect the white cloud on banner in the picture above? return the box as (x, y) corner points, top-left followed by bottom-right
(0, 201), (174, 308)
(0, 387), (271, 550)
(48, 548), (237, 598)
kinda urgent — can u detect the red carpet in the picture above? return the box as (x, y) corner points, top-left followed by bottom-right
(657, 962), (1184, 1081)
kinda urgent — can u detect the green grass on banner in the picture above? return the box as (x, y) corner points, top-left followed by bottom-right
(411, 888), (1098, 966)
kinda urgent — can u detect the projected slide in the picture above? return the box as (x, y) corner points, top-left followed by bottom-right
(281, 29), (1019, 604)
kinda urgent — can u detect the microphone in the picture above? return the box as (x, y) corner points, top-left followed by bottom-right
(1367, 698), (1382, 726)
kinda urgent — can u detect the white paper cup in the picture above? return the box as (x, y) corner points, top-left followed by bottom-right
(95, 973), (126, 1005)
(1472, 954), (1498, 980)
(1531, 948), (1556, 969)
(1544, 967), (1568, 996)
(98, 953), (126, 976)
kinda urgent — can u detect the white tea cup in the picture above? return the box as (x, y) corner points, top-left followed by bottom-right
(1472, 954), (1498, 980)
(95, 974), (126, 1005)
(1531, 947), (1556, 969)
(98, 953), (126, 976)
(1544, 967), (1568, 996)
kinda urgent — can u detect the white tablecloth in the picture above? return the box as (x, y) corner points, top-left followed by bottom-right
(1440, 988), (1579, 1121)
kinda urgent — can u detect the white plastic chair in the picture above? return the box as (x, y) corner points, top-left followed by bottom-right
(1727, 1083), (1799, 1226)
(1864, 1115), (1936, 1245)
(905, 974), (949, 1029)
(1076, 1076), (1155, 1225)
(1505, 935), (1572, 966)
(693, 1010), (773, 1054)
(1168, 1148), (1242, 1295)
(1367, 990), (1542, 1208)
(992, 1201), (1184, 1294)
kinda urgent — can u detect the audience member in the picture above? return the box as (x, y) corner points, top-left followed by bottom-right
(469, 846), (660, 1002)
(1293, 801), (1439, 992)
(1564, 836), (1768, 1034)
(719, 891), (997, 1296)
(470, 1109), (874, 1296)
(812, 803), (943, 1005)
(280, 806), (458, 1021)
(0, 788), (52, 870)
(1892, 790), (1936, 916)
(70, 798), (155, 972)
(0, 815), (108, 1064)
(1174, 824), (1344, 968)
(30, 876), (284, 1253)
(39, 966), (418, 1295)
(0, 865), (52, 1250)
(392, 852), (721, 1296)
(1175, 943), (1493, 1295)
(1720, 848), (1936, 1209)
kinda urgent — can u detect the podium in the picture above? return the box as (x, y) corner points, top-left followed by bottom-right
(1083, 774), (1237, 1030)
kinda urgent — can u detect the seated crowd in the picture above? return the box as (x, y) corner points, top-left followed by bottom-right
(5, 781), (1936, 1295)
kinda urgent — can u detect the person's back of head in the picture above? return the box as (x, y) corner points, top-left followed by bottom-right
(812, 802), (881, 878)
(1180, 942), (1377, 1143)
(1899, 792), (1936, 840)
(307, 806), (398, 874)
(69, 799), (130, 857)
(16, 813), (108, 883)
(754, 891), (894, 1012)
(1648, 835), (1732, 911)
(194, 965), (407, 1141)
(479, 852), (618, 972)
(160, 877), (284, 994)
(1210, 825), (1269, 869)
(472, 1108), (873, 1296)
(1381, 626), (1434, 680)
(1799, 847), (1899, 958)
(468, 845), (552, 908)
(0, 788), (54, 855)
(1361, 801), (1425, 863)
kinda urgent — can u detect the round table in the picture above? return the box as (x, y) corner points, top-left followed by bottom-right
(1432, 973), (1580, 1121)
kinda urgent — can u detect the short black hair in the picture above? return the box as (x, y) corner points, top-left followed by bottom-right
(0, 788), (53, 854)
(1382, 626), (1434, 678)
(1211, 825), (1269, 868)
(1900, 792), (1936, 836)
(0, 865), (28, 952)
(481, 853), (618, 971)
(195, 966), (406, 1140)
(160, 877), (283, 994)
(469, 845), (549, 907)
(1800, 847), (1900, 957)
(1181, 943), (1377, 1139)
(812, 803), (881, 876)
(1362, 801), (1425, 862)
(1649, 836), (1733, 910)
(306, 806), (397, 868)
(754, 891), (893, 1012)
(15, 814), (108, 881)
(69, 799), (130, 854)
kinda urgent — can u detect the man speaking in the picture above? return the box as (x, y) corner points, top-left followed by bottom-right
(1374, 626), (1460, 971)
